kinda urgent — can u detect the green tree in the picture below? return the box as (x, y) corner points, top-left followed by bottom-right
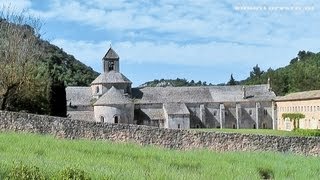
(250, 64), (264, 78)
(227, 74), (237, 85)
(47, 78), (67, 117)
(0, 8), (44, 111)
(282, 113), (305, 129)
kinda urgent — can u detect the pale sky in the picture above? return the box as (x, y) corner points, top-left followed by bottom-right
(1, 0), (320, 86)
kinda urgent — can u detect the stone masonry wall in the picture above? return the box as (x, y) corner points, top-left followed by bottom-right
(0, 111), (319, 156)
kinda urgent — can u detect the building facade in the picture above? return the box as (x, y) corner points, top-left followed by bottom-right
(67, 47), (277, 129)
(276, 90), (320, 131)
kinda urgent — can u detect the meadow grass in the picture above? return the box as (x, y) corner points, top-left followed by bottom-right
(0, 132), (319, 179)
(193, 128), (319, 137)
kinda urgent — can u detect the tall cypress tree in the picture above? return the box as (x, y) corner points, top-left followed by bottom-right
(227, 74), (237, 85)
(48, 78), (67, 117)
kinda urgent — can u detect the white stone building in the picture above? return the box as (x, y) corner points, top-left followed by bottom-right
(66, 47), (277, 129)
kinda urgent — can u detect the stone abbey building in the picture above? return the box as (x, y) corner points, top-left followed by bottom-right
(66, 47), (277, 129)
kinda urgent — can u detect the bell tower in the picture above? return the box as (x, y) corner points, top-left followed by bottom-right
(103, 46), (120, 73)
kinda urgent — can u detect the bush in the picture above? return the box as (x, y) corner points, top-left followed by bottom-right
(294, 129), (320, 136)
(6, 163), (46, 180)
(258, 167), (274, 179)
(58, 167), (91, 180)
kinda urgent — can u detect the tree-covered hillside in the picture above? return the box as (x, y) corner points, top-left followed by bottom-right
(140, 78), (213, 87)
(42, 41), (99, 86)
(141, 51), (320, 96)
(0, 11), (98, 115)
(243, 51), (320, 96)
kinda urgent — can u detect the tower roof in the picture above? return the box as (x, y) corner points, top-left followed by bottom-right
(91, 71), (131, 85)
(103, 47), (119, 60)
(94, 86), (132, 106)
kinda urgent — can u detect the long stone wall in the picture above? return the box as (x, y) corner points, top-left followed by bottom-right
(0, 111), (319, 156)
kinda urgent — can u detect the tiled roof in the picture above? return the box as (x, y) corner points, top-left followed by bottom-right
(209, 84), (276, 102)
(94, 86), (132, 105)
(132, 86), (213, 103)
(103, 47), (119, 60)
(140, 108), (164, 120)
(164, 103), (190, 115)
(66, 87), (92, 106)
(275, 90), (320, 101)
(132, 84), (275, 104)
(91, 71), (131, 84)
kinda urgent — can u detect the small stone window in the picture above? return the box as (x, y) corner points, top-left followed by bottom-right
(249, 109), (252, 115)
(264, 109), (268, 116)
(96, 86), (100, 94)
(100, 116), (105, 123)
(225, 111), (228, 116)
(177, 124), (181, 129)
(213, 110), (217, 116)
(114, 116), (119, 124)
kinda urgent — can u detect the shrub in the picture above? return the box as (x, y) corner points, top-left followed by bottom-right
(6, 163), (46, 180)
(58, 167), (91, 180)
(258, 167), (274, 179)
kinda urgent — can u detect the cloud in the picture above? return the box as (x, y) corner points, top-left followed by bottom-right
(22, 0), (320, 76)
(0, 0), (32, 11)
(29, 0), (320, 45)
(51, 37), (320, 75)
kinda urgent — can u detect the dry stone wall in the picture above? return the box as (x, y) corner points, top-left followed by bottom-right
(0, 111), (319, 156)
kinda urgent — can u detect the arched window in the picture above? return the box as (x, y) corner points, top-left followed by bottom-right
(108, 61), (114, 71)
(96, 86), (100, 94)
(100, 116), (105, 123)
(114, 115), (119, 124)
(262, 123), (266, 129)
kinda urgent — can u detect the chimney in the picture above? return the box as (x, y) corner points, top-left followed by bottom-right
(267, 77), (271, 91)
(242, 86), (246, 99)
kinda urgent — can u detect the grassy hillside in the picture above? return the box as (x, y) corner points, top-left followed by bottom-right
(0, 132), (319, 179)
(196, 128), (320, 137)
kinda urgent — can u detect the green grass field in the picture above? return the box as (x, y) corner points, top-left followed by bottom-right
(194, 128), (320, 137)
(0, 132), (319, 179)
